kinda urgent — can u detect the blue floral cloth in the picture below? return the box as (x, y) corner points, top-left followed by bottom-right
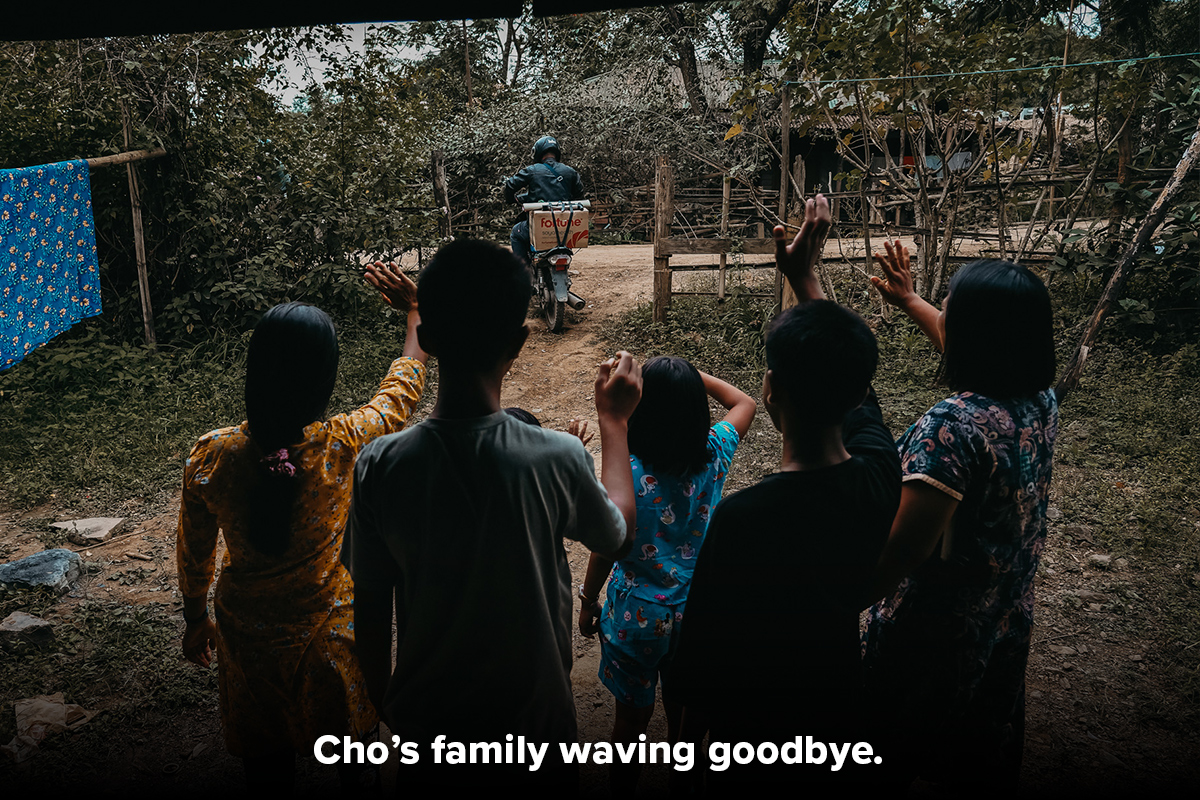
(1, 160), (101, 370)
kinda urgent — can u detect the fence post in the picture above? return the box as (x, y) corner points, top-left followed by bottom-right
(121, 102), (156, 350)
(775, 83), (791, 311)
(653, 155), (675, 323)
(718, 175), (731, 303)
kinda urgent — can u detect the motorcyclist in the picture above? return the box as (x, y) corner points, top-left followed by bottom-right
(504, 136), (586, 266)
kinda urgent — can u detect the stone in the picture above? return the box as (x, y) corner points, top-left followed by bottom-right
(50, 517), (124, 546)
(0, 549), (82, 595)
(1046, 506), (1063, 521)
(1088, 554), (1112, 569)
(0, 611), (54, 651)
(1063, 524), (1094, 541)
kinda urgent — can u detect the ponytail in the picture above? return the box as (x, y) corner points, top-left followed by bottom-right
(244, 303), (339, 555)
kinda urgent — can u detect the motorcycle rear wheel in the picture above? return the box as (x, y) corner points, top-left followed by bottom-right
(540, 264), (565, 333)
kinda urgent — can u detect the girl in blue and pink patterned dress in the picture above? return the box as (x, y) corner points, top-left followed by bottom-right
(577, 356), (756, 794)
(863, 243), (1058, 791)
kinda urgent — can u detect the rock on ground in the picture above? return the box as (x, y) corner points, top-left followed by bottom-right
(50, 516), (124, 546)
(0, 611), (55, 651)
(0, 548), (82, 595)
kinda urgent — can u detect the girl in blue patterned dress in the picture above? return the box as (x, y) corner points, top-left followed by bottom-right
(863, 243), (1058, 790)
(577, 356), (756, 794)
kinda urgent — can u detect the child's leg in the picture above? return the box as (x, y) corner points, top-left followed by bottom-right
(610, 699), (655, 797)
(597, 597), (673, 796)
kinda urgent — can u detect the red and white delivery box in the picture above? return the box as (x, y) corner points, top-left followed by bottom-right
(530, 207), (590, 250)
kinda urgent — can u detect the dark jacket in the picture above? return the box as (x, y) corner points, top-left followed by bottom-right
(503, 158), (585, 205)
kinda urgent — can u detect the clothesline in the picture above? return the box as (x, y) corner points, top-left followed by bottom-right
(784, 50), (1200, 86)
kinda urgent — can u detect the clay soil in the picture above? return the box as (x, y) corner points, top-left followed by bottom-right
(2, 243), (1198, 796)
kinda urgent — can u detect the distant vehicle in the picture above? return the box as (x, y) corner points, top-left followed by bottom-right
(520, 199), (591, 333)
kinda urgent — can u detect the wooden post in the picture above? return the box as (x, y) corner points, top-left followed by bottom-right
(718, 175), (731, 303)
(652, 155), (675, 323)
(84, 147), (167, 169)
(431, 149), (451, 240)
(775, 83), (791, 310)
(121, 102), (156, 350)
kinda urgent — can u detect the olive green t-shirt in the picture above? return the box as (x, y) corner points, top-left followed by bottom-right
(344, 411), (625, 748)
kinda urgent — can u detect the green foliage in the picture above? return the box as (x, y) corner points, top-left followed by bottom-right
(0, 29), (437, 345)
(0, 308), (420, 509)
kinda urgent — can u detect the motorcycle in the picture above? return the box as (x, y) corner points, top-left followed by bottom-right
(521, 199), (590, 332)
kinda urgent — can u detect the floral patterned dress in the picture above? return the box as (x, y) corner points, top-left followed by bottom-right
(862, 389), (1057, 782)
(177, 357), (425, 758)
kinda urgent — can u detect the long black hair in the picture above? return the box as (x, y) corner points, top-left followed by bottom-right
(244, 302), (339, 556)
(940, 259), (1056, 399)
(627, 356), (712, 478)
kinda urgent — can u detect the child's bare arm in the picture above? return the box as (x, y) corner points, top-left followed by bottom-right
(594, 352), (642, 561)
(578, 551), (613, 637)
(698, 371), (757, 440)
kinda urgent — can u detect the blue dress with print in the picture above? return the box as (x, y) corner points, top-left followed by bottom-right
(597, 421), (740, 706)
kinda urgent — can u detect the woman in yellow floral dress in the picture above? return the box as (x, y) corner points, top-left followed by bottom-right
(177, 262), (426, 790)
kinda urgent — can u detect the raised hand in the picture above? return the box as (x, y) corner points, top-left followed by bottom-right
(773, 194), (832, 301)
(870, 240), (918, 309)
(364, 261), (418, 312)
(594, 351), (643, 425)
(568, 418), (595, 447)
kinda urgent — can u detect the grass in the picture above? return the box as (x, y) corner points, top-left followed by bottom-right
(0, 305), (429, 514)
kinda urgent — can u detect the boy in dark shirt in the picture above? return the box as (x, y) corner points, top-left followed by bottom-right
(672, 196), (900, 787)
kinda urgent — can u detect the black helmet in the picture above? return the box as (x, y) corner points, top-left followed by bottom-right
(533, 136), (561, 162)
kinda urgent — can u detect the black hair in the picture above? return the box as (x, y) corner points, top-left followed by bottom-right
(765, 300), (878, 425)
(940, 259), (1056, 398)
(244, 302), (339, 556)
(417, 239), (532, 367)
(504, 407), (542, 427)
(627, 355), (712, 478)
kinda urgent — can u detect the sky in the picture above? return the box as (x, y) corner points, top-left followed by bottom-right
(269, 23), (424, 108)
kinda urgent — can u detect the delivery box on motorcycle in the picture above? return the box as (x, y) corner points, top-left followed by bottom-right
(530, 205), (590, 250)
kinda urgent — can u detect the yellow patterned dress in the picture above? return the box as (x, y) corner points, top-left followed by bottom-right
(176, 357), (425, 758)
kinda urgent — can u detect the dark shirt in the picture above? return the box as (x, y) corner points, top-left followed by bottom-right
(672, 390), (900, 745)
(503, 158), (585, 205)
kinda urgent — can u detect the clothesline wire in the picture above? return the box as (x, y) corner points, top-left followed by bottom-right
(784, 50), (1200, 86)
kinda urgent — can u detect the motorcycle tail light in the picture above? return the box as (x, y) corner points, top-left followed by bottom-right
(552, 254), (571, 269)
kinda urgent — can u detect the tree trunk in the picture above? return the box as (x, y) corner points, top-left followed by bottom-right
(462, 20), (473, 108)
(500, 19), (514, 86)
(736, 0), (794, 76)
(665, 6), (708, 115)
